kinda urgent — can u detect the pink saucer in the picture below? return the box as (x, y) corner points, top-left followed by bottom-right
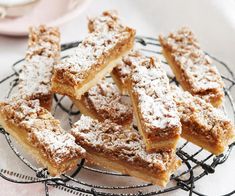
(0, 0), (91, 36)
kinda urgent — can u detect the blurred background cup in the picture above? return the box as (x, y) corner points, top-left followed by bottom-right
(0, 0), (86, 19)
(0, 0), (40, 18)
(0, 0), (91, 36)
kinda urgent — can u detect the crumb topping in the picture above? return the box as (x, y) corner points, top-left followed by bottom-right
(18, 56), (54, 98)
(26, 25), (60, 60)
(88, 10), (125, 33)
(82, 80), (133, 124)
(54, 28), (135, 85)
(171, 85), (234, 143)
(18, 25), (60, 101)
(159, 27), (224, 94)
(0, 99), (85, 165)
(71, 115), (176, 172)
(127, 52), (181, 135)
(26, 120), (85, 165)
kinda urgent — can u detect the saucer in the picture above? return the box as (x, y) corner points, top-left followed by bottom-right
(0, 0), (91, 36)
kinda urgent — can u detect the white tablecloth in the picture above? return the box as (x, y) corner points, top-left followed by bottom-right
(0, 0), (235, 195)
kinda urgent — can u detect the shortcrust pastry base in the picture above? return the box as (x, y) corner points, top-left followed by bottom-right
(52, 50), (132, 100)
(85, 151), (180, 187)
(0, 115), (79, 176)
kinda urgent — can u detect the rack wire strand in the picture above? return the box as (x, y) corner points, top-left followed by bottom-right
(0, 36), (234, 196)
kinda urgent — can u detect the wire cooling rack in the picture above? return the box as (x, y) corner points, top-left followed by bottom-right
(0, 36), (235, 196)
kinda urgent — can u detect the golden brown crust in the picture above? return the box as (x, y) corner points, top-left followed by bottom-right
(85, 151), (180, 187)
(52, 29), (135, 99)
(171, 85), (235, 155)
(17, 25), (60, 111)
(159, 27), (224, 107)
(0, 99), (85, 175)
(88, 10), (133, 96)
(126, 51), (181, 151)
(51, 11), (135, 99)
(72, 80), (133, 127)
(71, 115), (181, 187)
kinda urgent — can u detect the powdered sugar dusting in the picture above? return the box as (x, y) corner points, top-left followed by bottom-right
(127, 52), (181, 135)
(171, 85), (234, 142)
(0, 99), (44, 123)
(26, 123), (85, 164)
(18, 56), (54, 98)
(26, 25), (60, 60)
(0, 99), (85, 166)
(82, 80), (132, 124)
(71, 115), (176, 172)
(88, 10), (124, 33)
(159, 27), (224, 93)
(54, 29), (133, 85)
(18, 25), (60, 101)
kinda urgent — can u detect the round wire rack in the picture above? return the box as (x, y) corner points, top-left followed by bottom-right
(0, 36), (235, 196)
